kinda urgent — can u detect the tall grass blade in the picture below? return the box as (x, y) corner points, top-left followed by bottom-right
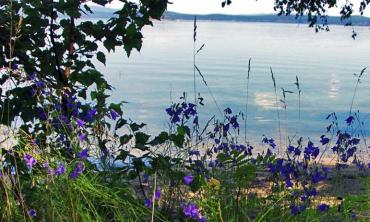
(245, 58), (251, 142)
(270, 67), (282, 153)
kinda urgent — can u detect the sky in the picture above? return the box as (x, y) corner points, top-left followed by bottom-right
(100, 0), (370, 17)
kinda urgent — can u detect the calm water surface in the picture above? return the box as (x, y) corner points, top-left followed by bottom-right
(96, 20), (370, 143)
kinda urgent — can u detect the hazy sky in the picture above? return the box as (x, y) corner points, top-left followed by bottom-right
(102, 0), (370, 16)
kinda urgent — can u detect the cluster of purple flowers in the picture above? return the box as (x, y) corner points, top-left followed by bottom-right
(207, 159), (223, 168)
(299, 189), (315, 202)
(209, 142), (253, 156)
(287, 145), (301, 156)
(69, 161), (84, 179)
(189, 150), (201, 156)
(143, 189), (161, 208)
(262, 137), (276, 149)
(310, 167), (329, 183)
(268, 159), (300, 187)
(331, 132), (360, 162)
(303, 141), (320, 160)
(182, 202), (206, 222)
(267, 155), (331, 216)
(165, 102), (198, 124)
(210, 108), (241, 138)
(41, 161), (66, 176)
(290, 204), (306, 215)
(55, 163), (66, 175)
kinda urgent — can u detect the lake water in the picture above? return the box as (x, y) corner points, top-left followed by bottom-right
(96, 20), (370, 144)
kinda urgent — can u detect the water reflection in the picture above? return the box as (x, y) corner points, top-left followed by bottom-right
(328, 73), (340, 99)
(255, 116), (273, 122)
(254, 92), (283, 110)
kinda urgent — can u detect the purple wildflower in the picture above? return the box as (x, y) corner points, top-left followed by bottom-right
(69, 161), (84, 179)
(346, 116), (354, 125)
(55, 163), (66, 175)
(320, 135), (330, 145)
(300, 195), (308, 202)
(77, 148), (88, 159)
(317, 203), (329, 212)
(189, 150), (200, 156)
(28, 209), (37, 218)
(299, 204), (306, 212)
(84, 108), (97, 123)
(183, 203), (200, 219)
(144, 198), (152, 208)
(155, 189), (161, 200)
(304, 141), (320, 160)
(24, 154), (36, 168)
(184, 103), (197, 117)
(35, 80), (45, 89)
(110, 110), (119, 120)
(285, 179), (293, 188)
(199, 216), (207, 222)
(30, 139), (37, 146)
(306, 188), (317, 197)
(349, 138), (360, 145)
(294, 148), (301, 156)
(28, 72), (35, 80)
(42, 161), (49, 168)
(290, 205), (300, 215)
(76, 118), (86, 128)
(183, 175), (194, 185)
(224, 107), (232, 114)
(287, 145), (295, 153)
(79, 133), (86, 142)
(12, 64), (18, 70)
(229, 116), (239, 129)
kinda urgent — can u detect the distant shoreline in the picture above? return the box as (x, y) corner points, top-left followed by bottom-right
(85, 6), (370, 27)
(157, 18), (370, 29)
(162, 11), (370, 27)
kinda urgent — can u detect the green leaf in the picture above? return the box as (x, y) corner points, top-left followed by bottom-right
(126, 23), (137, 37)
(115, 150), (129, 161)
(149, 131), (169, 146)
(130, 123), (146, 132)
(151, 155), (172, 171)
(135, 132), (150, 144)
(115, 118), (128, 130)
(190, 174), (204, 192)
(170, 134), (185, 148)
(148, 0), (167, 19)
(132, 158), (144, 172)
(83, 4), (94, 14)
(177, 125), (190, 137)
(97, 51), (106, 65)
(120, 134), (133, 145)
(109, 103), (123, 115)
